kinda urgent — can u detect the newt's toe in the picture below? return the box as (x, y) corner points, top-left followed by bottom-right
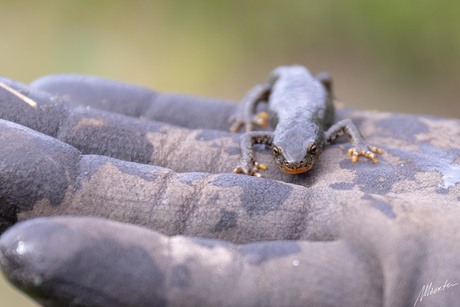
(254, 161), (267, 170)
(370, 147), (384, 154)
(347, 146), (383, 163)
(233, 162), (267, 176)
(254, 111), (270, 128)
(229, 121), (244, 133)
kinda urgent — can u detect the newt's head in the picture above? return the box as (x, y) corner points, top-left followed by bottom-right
(272, 124), (324, 174)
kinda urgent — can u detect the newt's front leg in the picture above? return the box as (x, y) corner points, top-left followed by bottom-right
(325, 119), (383, 163)
(229, 83), (271, 133)
(233, 131), (274, 177)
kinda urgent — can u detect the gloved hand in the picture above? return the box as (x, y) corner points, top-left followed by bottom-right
(0, 75), (459, 306)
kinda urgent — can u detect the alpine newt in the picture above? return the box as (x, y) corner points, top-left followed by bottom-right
(230, 65), (383, 176)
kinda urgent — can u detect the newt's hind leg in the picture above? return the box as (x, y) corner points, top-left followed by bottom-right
(233, 131), (274, 177)
(325, 119), (383, 163)
(315, 72), (335, 127)
(229, 83), (271, 132)
(315, 71), (333, 94)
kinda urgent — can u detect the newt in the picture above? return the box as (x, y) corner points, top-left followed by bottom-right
(230, 65), (382, 176)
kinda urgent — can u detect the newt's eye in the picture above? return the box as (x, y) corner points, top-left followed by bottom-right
(273, 146), (281, 156)
(308, 143), (317, 155)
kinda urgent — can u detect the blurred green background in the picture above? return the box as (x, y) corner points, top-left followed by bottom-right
(1, 0), (460, 118)
(1, 0), (459, 305)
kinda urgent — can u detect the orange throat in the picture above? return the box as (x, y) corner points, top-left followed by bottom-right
(279, 165), (312, 175)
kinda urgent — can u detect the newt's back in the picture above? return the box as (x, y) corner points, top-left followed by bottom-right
(268, 65), (333, 129)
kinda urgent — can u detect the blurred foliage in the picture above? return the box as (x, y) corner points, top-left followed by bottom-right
(0, 1), (459, 305)
(0, 0), (459, 117)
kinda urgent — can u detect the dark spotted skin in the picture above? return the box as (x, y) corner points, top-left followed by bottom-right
(231, 65), (383, 176)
